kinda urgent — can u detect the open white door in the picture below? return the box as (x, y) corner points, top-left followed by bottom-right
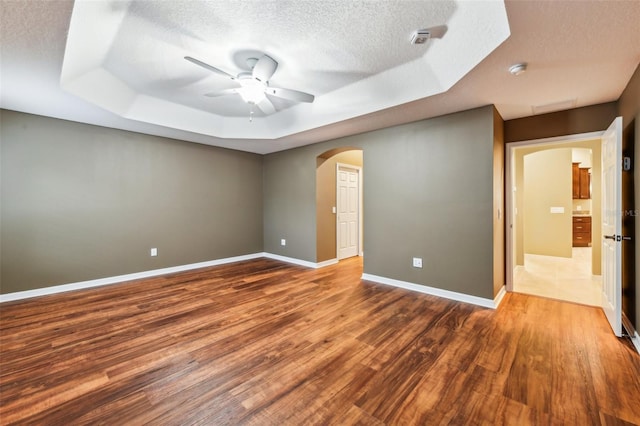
(601, 117), (623, 336)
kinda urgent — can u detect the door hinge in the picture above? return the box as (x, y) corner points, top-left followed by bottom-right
(624, 156), (632, 171)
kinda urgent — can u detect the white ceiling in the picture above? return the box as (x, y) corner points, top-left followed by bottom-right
(1, 0), (639, 154)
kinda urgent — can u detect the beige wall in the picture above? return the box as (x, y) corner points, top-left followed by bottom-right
(572, 148), (592, 167)
(316, 149), (363, 262)
(523, 148), (573, 258)
(513, 139), (602, 274)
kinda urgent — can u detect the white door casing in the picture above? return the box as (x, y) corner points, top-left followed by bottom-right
(337, 165), (360, 260)
(601, 117), (623, 337)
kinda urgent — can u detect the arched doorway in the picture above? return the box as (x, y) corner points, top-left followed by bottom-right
(316, 147), (363, 264)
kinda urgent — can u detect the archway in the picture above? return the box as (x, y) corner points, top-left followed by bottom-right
(316, 147), (363, 263)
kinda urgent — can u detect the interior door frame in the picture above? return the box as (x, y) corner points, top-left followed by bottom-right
(336, 163), (363, 259)
(505, 130), (605, 292)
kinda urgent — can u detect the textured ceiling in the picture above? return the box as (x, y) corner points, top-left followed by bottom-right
(59, 0), (509, 141)
(1, 0), (639, 154)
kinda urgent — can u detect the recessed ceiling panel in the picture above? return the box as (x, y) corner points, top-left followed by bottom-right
(60, 0), (510, 139)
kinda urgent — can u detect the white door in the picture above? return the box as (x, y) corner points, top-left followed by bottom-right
(601, 117), (623, 336)
(337, 165), (359, 259)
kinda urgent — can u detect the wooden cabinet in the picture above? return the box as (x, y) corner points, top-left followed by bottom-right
(572, 163), (590, 199)
(572, 163), (580, 199)
(579, 168), (590, 199)
(573, 216), (592, 247)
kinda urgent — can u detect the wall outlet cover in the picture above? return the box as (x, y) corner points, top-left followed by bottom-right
(280, 239), (286, 246)
(412, 257), (423, 268)
(150, 248), (158, 257)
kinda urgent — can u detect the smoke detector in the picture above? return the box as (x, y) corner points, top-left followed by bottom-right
(509, 63), (527, 76)
(410, 30), (431, 45)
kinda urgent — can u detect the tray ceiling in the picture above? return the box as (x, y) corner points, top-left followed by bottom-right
(60, 0), (510, 140)
(1, 1), (639, 154)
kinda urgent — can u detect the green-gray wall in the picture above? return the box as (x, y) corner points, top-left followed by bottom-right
(264, 106), (501, 299)
(362, 106), (498, 299)
(1, 110), (263, 294)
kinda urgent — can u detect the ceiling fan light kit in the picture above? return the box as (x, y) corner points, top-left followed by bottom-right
(236, 76), (266, 104)
(185, 53), (315, 119)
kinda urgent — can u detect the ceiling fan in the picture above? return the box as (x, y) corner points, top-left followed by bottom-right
(184, 54), (314, 116)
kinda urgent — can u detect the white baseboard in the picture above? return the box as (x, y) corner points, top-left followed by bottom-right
(0, 253), (264, 303)
(316, 258), (339, 268)
(0, 252), (342, 303)
(631, 331), (640, 354)
(493, 285), (507, 308)
(361, 273), (504, 309)
(262, 253), (337, 269)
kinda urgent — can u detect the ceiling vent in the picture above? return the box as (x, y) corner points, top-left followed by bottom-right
(410, 30), (431, 45)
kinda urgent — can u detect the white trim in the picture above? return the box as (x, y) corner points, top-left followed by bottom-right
(493, 285), (507, 308)
(361, 273), (503, 309)
(0, 253), (264, 303)
(1, 253), (345, 303)
(505, 130), (605, 292)
(262, 253), (333, 269)
(631, 331), (640, 354)
(336, 163), (363, 260)
(316, 258), (339, 268)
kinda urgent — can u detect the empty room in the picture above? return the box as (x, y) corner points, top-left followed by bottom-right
(1, 0), (640, 424)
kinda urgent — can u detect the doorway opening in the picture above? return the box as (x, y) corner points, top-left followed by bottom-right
(316, 148), (363, 264)
(506, 133), (604, 307)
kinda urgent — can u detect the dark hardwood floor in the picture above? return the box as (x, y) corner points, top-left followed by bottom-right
(1, 257), (639, 425)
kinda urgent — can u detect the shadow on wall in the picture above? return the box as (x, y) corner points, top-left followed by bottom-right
(316, 148), (363, 263)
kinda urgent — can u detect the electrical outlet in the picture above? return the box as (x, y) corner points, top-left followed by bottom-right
(412, 257), (422, 268)
(281, 239), (286, 246)
(150, 248), (158, 257)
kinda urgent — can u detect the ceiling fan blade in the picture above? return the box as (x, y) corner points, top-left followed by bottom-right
(184, 56), (236, 80)
(266, 87), (315, 103)
(204, 88), (237, 97)
(255, 96), (276, 115)
(252, 55), (278, 82)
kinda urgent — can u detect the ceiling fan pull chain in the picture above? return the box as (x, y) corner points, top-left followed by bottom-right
(249, 104), (254, 122)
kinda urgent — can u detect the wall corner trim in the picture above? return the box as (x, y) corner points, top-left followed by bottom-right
(493, 285), (507, 308)
(631, 332), (640, 354)
(0, 253), (265, 303)
(316, 258), (340, 268)
(361, 273), (503, 309)
(262, 253), (338, 269)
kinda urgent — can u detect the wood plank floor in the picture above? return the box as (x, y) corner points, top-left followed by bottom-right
(1, 257), (639, 425)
